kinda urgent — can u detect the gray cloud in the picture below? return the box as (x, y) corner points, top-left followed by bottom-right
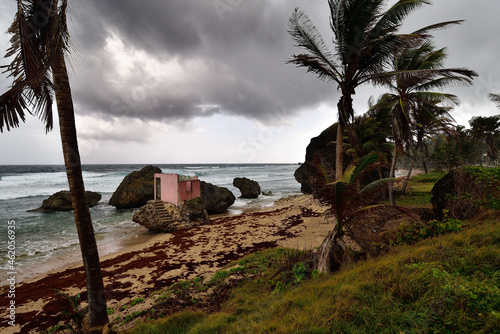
(67, 0), (336, 125)
(4, 0), (500, 130)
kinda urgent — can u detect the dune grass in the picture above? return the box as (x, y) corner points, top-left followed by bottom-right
(129, 216), (500, 334)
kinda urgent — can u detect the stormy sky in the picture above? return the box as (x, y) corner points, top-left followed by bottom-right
(0, 0), (499, 164)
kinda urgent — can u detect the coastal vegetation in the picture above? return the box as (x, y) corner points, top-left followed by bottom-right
(1, 0), (499, 332)
(122, 172), (500, 334)
(288, 0), (482, 278)
(0, 0), (108, 328)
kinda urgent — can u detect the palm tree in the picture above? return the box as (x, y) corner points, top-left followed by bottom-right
(378, 41), (476, 204)
(315, 152), (411, 273)
(0, 0), (108, 328)
(469, 114), (500, 165)
(287, 0), (459, 180)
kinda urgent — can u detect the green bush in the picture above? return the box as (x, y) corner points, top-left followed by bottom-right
(389, 213), (463, 247)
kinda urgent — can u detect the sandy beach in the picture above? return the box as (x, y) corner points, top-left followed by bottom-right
(0, 195), (333, 333)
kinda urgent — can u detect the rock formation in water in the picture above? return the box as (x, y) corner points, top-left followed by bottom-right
(29, 190), (101, 213)
(109, 165), (161, 208)
(200, 181), (235, 214)
(233, 177), (261, 198)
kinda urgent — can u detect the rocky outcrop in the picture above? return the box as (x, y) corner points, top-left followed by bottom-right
(133, 198), (209, 233)
(430, 167), (499, 220)
(200, 181), (235, 214)
(233, 177), (261, 198)
(294, 123), (352, 194)
(29, 190), (101, 213)
(109, 165), (161, 208)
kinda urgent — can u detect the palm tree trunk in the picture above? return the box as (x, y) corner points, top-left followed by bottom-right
(336, 122), (344, 180)
(52, 45), (108, 327)
(400, 162), (414, 196)
(422, 157), (428, 174)
(389, 146), (397, 205)
(316, 228), (352, 274)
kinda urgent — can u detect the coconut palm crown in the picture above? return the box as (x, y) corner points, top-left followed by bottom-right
(382, 41), (477, 152)
(288, 0), (462, 180)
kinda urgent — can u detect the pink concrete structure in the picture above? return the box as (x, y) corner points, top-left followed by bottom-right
(154, 173), (201, 206)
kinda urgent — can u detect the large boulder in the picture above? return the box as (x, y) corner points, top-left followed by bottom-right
(233, 177), (261, 198)
(29, 190), (101, 213)
(109, 165), (161, 208)
(295, 123), (352, 194)
(200, 181), (236, 214)
(133, 197), (209, 233)
(295, 123), (390, 197)
(431, 167), (500, 220)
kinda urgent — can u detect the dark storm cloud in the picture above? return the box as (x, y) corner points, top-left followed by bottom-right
(66, 0), (500, 126)
(68, 0), (335, 124)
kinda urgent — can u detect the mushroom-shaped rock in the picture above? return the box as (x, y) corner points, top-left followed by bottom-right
(109, 165), (162, 209)
(233, 177), (261, 199)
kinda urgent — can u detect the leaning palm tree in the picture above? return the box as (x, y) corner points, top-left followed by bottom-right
(0, 0), (108, 328)
(378, 41), (476, 204)
(288, 0), (460, 181)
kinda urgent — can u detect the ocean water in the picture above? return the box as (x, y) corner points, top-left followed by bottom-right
(0, 164), (301, 280)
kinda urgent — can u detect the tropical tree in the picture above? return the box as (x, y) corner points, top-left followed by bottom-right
(0, 0), (108, 328)
(430, 125), (479, 171)
(378, 41), (476, 204)
(315, 152), (411, 273)
(287, 0), (459, 181)
(469, 114), (500, 165)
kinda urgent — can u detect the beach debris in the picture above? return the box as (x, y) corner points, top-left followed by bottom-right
(133, 197), (209, 232)
(200, 181), (236, 214)
(109, 165), (161, 208)
(28, 190), (101, 213)
(233, 177), (261, 198)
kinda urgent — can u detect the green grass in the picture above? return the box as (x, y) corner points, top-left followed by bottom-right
(410, 172), (447, 184)
(129, 171), (499, 334)
(396, 172), (445, 206)
(129, 217), (500, 334)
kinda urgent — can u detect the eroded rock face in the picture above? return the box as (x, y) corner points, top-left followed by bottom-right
(28, 191), (101, 213)
(133, 197), (210, 233)
(109, 165), (162, 209)
(200, 181), (235, 214)
(295, 123), (351, 195)
(233, 177), (261, 198)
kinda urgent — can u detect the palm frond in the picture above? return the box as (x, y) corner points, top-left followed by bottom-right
(0, 0), (70, 132)
(412, 20), (464, 37)
(489, 93), (500, 109)
(0, 89), (27, 132)
(372, 0), (430, 40)
(350, 152), (380, 184)
(288, 8), (341, 82)
(360, 177), (395, 195)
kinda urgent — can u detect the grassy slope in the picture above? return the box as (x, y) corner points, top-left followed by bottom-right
(129, 173), (500, 334)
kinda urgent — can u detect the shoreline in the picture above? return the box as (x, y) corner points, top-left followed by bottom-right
(15, 195), (297, 285)
(0, 194), (332, 333)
